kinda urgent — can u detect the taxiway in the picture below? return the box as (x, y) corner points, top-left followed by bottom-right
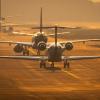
(0, 32), (100, 100)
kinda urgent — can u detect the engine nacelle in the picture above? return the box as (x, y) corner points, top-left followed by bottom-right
(14, 44), (23, 53)
(65, 42), (73, 51)
(32, 34), (48, 44)
(37, 41), (46, 51)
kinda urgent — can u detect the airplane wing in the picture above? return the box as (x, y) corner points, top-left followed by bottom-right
(12, 31), (70, 37)
(70, 39), (100, 43)
(2, 23), (34, 27)
(59, 39), (100, 45)
(62, 56), (100, 60)
(0, 56), (48, 61)
(0, 55), (100, 61)
(46, 39), (100, 48)
(48, 32), (70, 37)
(0, 41), (33, 46)
(12, 31), (34, 36)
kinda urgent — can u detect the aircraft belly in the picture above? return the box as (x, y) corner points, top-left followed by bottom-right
(48, 55), (62, 62)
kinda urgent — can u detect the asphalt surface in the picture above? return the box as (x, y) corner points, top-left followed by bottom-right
(0, 32), (100, 100)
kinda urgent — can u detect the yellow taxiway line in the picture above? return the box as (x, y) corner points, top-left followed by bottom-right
(28, 48), (81, 80)
(62, 69), (81, 80)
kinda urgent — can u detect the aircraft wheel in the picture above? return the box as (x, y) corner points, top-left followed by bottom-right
(40, 62), (43, 68)
(23, 49), (29, 56)
(40, 61), (46, 68)
(64, 63), (67, 68)
(26, 50), (29, 56)
(51, 62), (54, 68)
(67, 62), (70, 68)
(23, 51), (25, 56)
(37, 50), (40, 55)
(43, 62), (46, 68)
(64, 61), (70, 69)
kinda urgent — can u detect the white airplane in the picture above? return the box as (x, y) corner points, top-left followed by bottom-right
(0, 8), (72, 55)
(0, 26), (100, 69)
(0, 8), (78, 56)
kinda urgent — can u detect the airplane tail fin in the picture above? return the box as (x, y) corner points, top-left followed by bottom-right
(54, 26), (58, 47)
(40, 8), (43, 33)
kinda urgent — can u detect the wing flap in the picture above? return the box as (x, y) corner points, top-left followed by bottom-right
(12, 32), (34, 36)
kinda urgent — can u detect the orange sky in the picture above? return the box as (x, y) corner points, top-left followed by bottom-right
(1, 0), (100, 28)
(90, 0), (100, 2)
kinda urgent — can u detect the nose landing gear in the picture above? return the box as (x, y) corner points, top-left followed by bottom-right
(23, 46), (29, 56)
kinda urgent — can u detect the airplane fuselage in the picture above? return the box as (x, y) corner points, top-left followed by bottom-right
(32, 33), (47, 43)
(47, 44), (63, 62)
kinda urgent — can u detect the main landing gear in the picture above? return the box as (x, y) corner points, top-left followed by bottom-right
(39, 61), (70, 70)
(64, 60), (70, 69)
(23, 46), (29, 56)
(51, 62), (54, 68)
(40, 60), (46, 68)
(37, 50), (40, 55)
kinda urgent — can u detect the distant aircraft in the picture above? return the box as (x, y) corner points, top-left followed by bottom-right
(0, 8), (75, 55)
(0, 16), (21, 33)
(0, 8), (53, 55)
(0, 26), (100, 69)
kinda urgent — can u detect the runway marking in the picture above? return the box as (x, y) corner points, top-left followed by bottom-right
(46, 62), (81, 80)
(62, 70), (96, 86)
(28, 48), (37, 55)
(62, 70), (81, 80)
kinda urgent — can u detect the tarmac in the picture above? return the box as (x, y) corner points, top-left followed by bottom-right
(0, 32), (100, 100)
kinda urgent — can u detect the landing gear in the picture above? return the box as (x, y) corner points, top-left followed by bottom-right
(40, 60), (46, 68)
(83, 41), (86, 44)
(23, 46), (29, 56)
(37, 50), (40, 55)
(51, 62), (54, 68)
(64, 60), (70, 69)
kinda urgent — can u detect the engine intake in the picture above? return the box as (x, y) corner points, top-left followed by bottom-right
(65, 42), (73, 51)
(37, 42), (46, 51)
(14, 44), (23, 53)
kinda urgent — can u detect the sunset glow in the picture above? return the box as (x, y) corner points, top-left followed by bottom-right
(90, 0), (100, 2)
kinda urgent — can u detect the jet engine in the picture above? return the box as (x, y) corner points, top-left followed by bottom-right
(37, 41), (46, 51)
(33, 34), (48, 44)
(13, 44), (23, 53)
(65, 42), (73, 51)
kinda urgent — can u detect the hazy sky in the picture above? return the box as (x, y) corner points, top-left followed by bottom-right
(1, 0), (100, 24)
(91, 0), (100, 2)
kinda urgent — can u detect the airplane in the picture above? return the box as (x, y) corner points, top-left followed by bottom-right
(0, 8), (52, 55)
(0, 26), (100, 69)
(0, 8), (100, 56)
(0, 8), (79, 56)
